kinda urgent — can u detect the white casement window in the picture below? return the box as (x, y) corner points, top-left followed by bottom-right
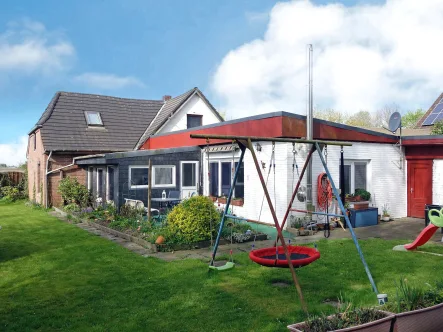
(343, 160), (369, 195)
(208, 160), (244, 198)
(153, 165), (176, 188)
(129, 166), (149, 189)
(87, 167), (93, 190)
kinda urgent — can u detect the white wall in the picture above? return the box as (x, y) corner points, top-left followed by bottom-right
(433, 160), (443, 205)
(311, 143), (407, 219)
(203, 141), (407, 228)
(158, 94), (221, 134)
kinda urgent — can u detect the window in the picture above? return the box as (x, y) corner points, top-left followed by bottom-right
(129, 166), (149, 189)
(107, 167), (114, 201)
(85, 111), (103, 126)
(187, 114), (202, 129)
(97, 168), (105, 199)
(182, 163), (197, 187)
(208, 160), (244, 198)
(87, 167), (93, 190)
(234, 162), (244, 199)
(153, 165), (176, 187)
(341, 161), (368, 195)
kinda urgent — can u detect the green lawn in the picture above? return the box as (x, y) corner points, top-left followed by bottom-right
(1, 201), (443, 331)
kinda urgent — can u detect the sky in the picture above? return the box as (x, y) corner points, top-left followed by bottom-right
(0, 0), (441, 166)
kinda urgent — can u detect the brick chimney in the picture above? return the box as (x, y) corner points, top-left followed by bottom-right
(163, 95), (172, 102)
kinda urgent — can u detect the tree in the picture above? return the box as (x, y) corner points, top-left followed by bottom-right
(314, 108), (348, 124)
(402, 109), (426, 128)
(373, 104), (399, 128)
(431, 120), (443, 135)
(0, 163), (7, 168)
(346, 110), (373, 128)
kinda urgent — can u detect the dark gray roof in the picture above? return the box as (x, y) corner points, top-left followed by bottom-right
(34, 92), (164, 152)
(135, 87), (223, 148)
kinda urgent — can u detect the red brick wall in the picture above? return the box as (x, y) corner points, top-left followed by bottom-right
(48, 166), (87, 207)
(27, 130), (47, 204)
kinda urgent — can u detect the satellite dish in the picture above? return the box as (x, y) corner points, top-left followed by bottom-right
(388, 112), (402, 133)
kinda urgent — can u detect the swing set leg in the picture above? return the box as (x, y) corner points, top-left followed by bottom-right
(248, 139), (308, 314)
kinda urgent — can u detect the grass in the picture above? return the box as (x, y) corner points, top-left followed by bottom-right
(1, 201), (443, 331)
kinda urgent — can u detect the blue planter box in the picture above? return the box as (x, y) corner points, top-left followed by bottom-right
(349, 207), (378, 228)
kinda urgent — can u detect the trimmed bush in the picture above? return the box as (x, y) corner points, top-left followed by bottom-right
(167, 196), (219, 243)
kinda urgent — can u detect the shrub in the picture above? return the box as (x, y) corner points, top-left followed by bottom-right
(355, 188), (371, 201)
(431, 120), (443, 135)
(58, 176), (91, 207)
(1, 186), (25, 201)
(167, 196), (219, 243)
(119, 204), (144, 220)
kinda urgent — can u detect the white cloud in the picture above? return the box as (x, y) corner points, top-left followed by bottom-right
(213, 0), (443, 118)
(0, 136), (27, 166)
(73, 72), (145, 90)
(0, 19), (75, 74)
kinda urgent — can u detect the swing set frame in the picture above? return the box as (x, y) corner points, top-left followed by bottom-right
(191, 134), (381, 312)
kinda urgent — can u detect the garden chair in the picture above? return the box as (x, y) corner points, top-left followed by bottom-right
(124, 198), (159, 217)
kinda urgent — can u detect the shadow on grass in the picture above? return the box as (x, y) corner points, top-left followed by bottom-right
(0, 240), (41, 263)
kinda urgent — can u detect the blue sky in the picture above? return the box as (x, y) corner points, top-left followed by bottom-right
(7, 0), (442, 166)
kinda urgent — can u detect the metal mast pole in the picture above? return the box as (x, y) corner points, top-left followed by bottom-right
(306, 44), (314, 213)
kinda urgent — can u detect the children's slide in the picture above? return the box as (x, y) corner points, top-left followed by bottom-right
(404, 223), (439, 250)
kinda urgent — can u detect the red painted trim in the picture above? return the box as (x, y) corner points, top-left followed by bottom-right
(402, 138), (443, 146)
(315, 123), (397, 143)
(142, 117), (285, 150)
(405, 146), (443, 160)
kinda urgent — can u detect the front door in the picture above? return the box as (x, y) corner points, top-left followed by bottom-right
(407, 160), (432, 218)
(181, 161), (199, 198)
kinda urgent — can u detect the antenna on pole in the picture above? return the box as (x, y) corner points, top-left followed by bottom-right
(306, 44), (314, 214)
(383, 112), (403, 169)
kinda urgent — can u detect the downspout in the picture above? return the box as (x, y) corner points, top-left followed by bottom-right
(306, 44), (314, 214)
(45, 151), (52, 208)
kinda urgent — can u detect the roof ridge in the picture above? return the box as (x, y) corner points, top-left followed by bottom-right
(58, 91), (163, 103)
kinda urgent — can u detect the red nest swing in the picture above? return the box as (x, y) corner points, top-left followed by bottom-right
(249, 245), (320, 268)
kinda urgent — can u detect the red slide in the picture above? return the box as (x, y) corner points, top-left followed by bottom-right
(404, 224), (439, 250)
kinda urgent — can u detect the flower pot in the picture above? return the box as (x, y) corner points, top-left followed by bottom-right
(231, 199), (244, 207)
(353, 201), (369, 210)
(218, 197), (227, 204)
(209, 196), (217, 202)
(393, 302), (443, 332)
(288, 310), (395, 332)
(382, 216), (390, 222)
(155, 235), (165, 245)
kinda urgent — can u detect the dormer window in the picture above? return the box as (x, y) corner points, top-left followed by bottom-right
(85, 111), (103, 126)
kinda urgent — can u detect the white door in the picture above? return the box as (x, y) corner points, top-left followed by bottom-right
(181, 161), (199, 198)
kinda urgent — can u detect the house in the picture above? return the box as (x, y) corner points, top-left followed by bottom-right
(27, 87), (223, 207)
(139, 112), (407, 223)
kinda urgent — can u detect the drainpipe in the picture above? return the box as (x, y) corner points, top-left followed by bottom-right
(306, 44), (314, 214)
(45, 151), (52, 208)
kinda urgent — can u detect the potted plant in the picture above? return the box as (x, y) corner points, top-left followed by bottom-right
(288, 305), (395, 331)
(209, 195), (217, 202)
(384, 278), (443, 332)
(231, 197), (244, 206)
(218, 195), (227, 204)
(382, 204), (390, 221)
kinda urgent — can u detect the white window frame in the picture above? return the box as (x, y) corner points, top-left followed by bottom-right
(152, 165), (176, 188)
(344, 160), (370, 194)
(96, 168), (106, 199)
(180, 161), (199, 189)
(129, 165), (149, 189)
(84, 111), (103, 126)
(87, 167), (93, 190)
(207, 159), (243, 197)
